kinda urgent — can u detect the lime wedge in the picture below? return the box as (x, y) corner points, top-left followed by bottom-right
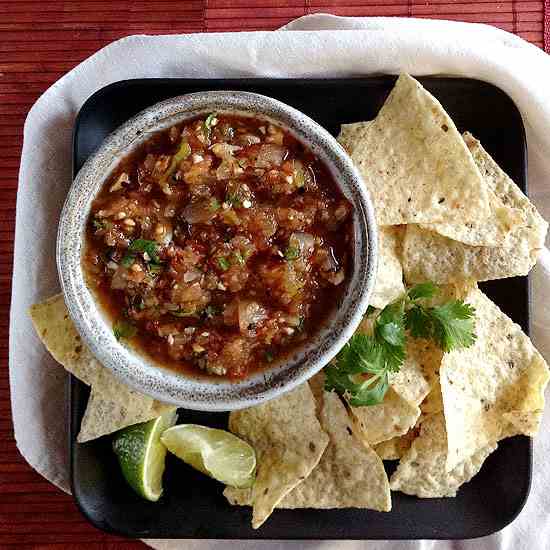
(161, 424), (256, 489)
(112, 409), (178, 501)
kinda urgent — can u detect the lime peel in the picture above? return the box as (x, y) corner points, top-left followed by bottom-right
(112, 409), (178, 501)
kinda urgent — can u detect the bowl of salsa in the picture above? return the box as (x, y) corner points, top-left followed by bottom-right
(57, 91), (377, 410)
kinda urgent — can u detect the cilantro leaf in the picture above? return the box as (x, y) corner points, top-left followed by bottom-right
(429, 300), (477, 352)
(324, 281), (477, 407)
(407, 282), (438, 301)
(405, 299), (476, 352)
(347, 372), (389, 407)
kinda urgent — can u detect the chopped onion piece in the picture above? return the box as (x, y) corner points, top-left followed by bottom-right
(211, 143), (242, 159)
(255, 144), (287, 168)
(183, 268), (202, 283)
(289, 232), (315, 256)
(182, 199), (217, 224)
(238, 299), (267, 333)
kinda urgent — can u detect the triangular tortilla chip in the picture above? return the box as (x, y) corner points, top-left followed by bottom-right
(390, 413), (496, 497)
(226, 391), (391, 511)
(29, 294), (175, 442)
(29, 294), (102, 386)
(350, 74), (491, 225)
(337, 121), (371, 154)
(463, 132), (547, 251)
(349, 387), (421, 446)
(421, 133), (525, 246)
(402, 223), (536, 284)
(440, 287), (550, 471)
(402, 136), (548, 284)
(225, 383), (329, 528)
(340, 122), (520, 246)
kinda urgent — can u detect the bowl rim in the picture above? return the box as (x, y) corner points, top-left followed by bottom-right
(57, 90), (378, 411)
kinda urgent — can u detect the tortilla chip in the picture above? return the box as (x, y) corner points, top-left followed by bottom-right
(390, 413), (496, 497)
(463, 132), (548, 251)
(390, 338), (437, 407)
(226, 391), (391, 511)
(337, 121), (371, 155)
(370, 226), (406, 309)
(308, 371), (326, 414)
(440, 287), (550, 471)
(340, 122), (520, 247)
(225, 383), (328, 528)
(373, 429), (417, 461)
(402, 224), (537, 284)
(78, 381), (155, 442)
(29, 294), (102, 386)
(349, 387), (421, 446)
(350, 73), (490, 225)
(402, 137), (548, 284)
(421, 132), (526, 246)
(30, 294), (176, 442)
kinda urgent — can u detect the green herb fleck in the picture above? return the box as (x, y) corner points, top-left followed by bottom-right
(170, 309), (197, 318)
(203, 304), (222, 320)
(148, 263), (163, 275)
(160, 138), (191, 186)
(128, 239), (160, 263)
(284, 246), (300, 261)
(113, 320), (137, 341)
(218, 257), (230, 271)
(210, 198), (221, 212)
(121, 253), (135, 268)
(265, 351), (274, 363)
(226, 191), (242, 208)
(92, 219), (106, 231)
(203, 113), (218, 142)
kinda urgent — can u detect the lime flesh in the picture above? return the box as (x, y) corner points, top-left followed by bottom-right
(112, 409), (178, 501)
(161, 424), (256, 489)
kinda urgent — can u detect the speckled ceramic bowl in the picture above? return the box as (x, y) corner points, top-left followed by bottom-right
(57, 91), (377, 411)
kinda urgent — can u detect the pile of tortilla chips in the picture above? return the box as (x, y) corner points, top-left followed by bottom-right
(223, 74), (550, 528)
(29, 73), (549, 530)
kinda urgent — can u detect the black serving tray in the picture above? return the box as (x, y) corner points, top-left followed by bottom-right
(71, 76), (531, 540)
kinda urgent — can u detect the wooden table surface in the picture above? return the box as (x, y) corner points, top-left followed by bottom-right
(1, 1), (548, 548)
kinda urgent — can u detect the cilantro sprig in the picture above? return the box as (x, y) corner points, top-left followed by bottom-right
(324, 282), (476, 407)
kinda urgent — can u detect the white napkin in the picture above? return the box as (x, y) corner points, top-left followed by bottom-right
(10, 14), (550, 550)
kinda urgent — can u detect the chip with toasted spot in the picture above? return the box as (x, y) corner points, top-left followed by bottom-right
(390, 413), (496, 497)
(350, 74), (491, 226)
(440, 287), (550, 471)
(225, 383), (328, 528)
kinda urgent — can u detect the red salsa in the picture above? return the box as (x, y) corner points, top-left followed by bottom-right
(83, 114), (353, 379)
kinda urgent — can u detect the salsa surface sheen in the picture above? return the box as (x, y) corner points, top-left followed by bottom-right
(83, 113), (353, 379)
